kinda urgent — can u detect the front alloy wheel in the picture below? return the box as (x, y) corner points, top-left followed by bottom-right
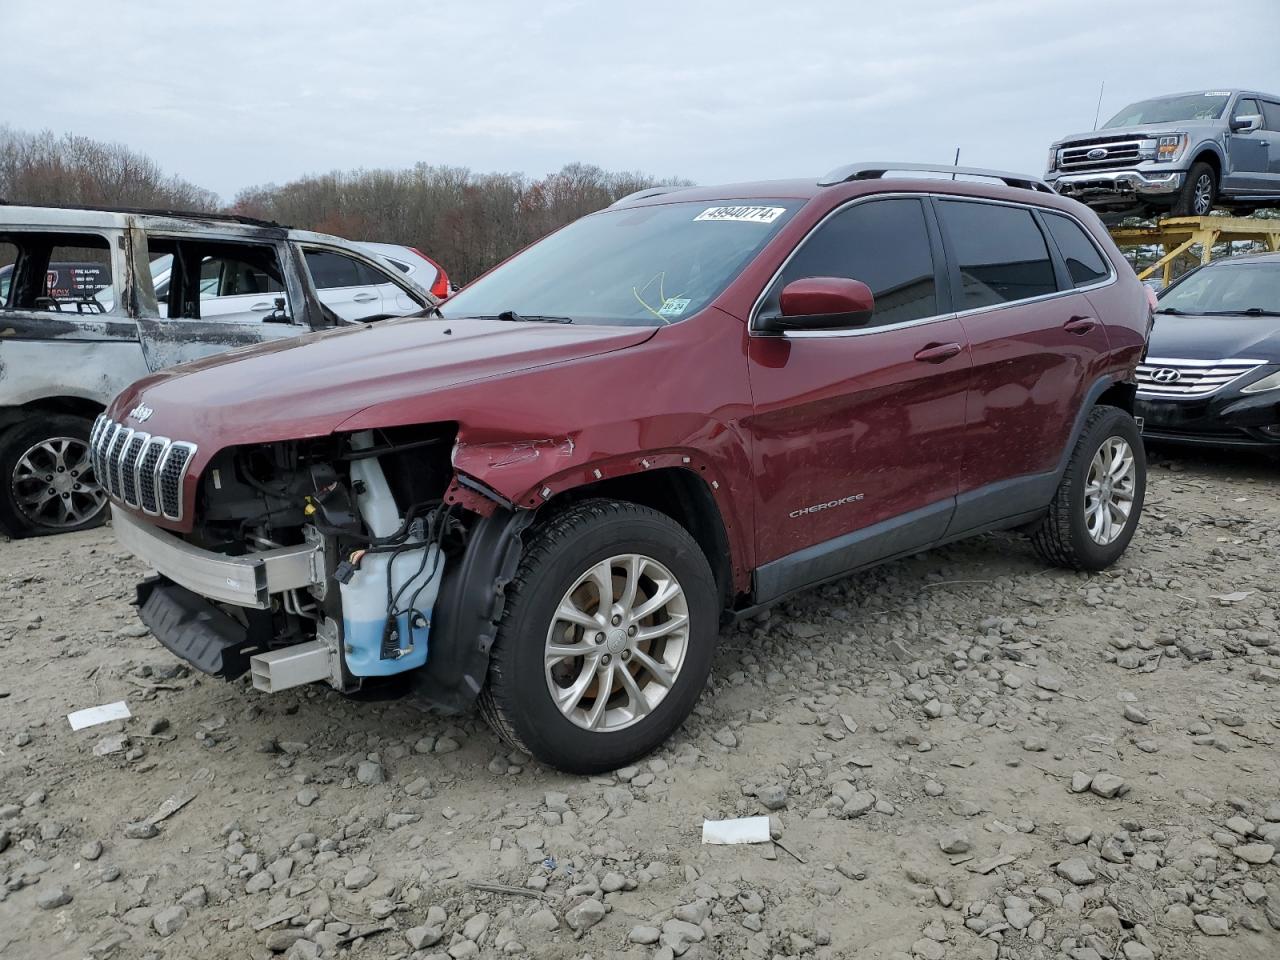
(1191, 172), (1214, 216)
(545, 554), (690, 732)
(479, 500), (718, 773)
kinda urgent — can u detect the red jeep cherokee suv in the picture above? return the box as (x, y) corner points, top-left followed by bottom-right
(98, 163), (1151, 772)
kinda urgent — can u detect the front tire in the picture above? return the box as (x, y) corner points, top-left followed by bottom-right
(1172, 162), (1216, 217)
(478, 499), (718, 774)
(1030, 406), (1145, 571)
(0, 415), (108, 538)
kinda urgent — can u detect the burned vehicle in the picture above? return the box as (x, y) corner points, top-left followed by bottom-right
(1046, 89), (1280, 219)
(0, 204), (437, 537)
(100, 164), (1151, 772)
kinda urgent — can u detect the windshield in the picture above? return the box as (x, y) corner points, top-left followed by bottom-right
(1158, 262), (1280, 315)
(1103, 92), (1229, 128)
(441, 199), (800, 326)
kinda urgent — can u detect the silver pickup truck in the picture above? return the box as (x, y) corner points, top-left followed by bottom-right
(1046, 89), (1280, 220)
(0, 205), (436, 537)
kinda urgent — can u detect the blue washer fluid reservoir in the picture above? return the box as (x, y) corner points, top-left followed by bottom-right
(340, 543), (442, 676)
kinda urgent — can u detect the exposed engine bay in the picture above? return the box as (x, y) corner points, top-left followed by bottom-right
(174, 424), (466, 694)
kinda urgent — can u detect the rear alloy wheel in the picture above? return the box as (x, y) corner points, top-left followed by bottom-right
(0, 415), (108, 538)
(478, 499), (717, 773)
(1030, 405), (1146, 570)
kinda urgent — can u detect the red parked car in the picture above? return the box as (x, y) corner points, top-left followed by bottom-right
(96, 163), (1151, 772)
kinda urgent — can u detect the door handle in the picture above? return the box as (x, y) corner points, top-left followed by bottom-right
(914, 342), (962, 363)
(1064, 315), (1097, 335)
(352, 292), (378, 303)
(250, 302), (272, 311)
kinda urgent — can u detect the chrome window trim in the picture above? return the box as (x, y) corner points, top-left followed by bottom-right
(747, 192), (1118, 341)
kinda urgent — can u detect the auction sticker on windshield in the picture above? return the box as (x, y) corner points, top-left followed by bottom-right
(694, 205), (787, 224)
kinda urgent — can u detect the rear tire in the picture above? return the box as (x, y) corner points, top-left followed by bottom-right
(478, 499), (718, 774)
(1030, 406), (1145, 571)
(1172, 162), (1216, 217)
(0, 415), (108, 538)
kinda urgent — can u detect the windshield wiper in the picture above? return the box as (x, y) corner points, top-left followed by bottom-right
(1153, 307), (1185, 315)
(1202, 308), (1280, 317)
(490, 310), (573, 324)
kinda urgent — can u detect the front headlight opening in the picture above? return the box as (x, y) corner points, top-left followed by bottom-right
(1156, 134), (1187, 162)
(1241, 369), (1280, 395)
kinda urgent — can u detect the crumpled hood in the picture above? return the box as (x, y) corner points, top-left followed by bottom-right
(1148, 312), (1280, 363)
(109, 316), (657, 448)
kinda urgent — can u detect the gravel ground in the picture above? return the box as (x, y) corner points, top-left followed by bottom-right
(1, 448), (1278, 960)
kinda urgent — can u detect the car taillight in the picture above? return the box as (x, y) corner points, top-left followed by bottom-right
(411, 247), (452, 300)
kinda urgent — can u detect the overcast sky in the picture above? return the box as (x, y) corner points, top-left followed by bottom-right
(4, 0), (1278, 201)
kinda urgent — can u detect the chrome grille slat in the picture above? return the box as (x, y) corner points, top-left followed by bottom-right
(89, 417), (196, 521)
(1136, 358), (1264, 398)
(1058, 139), (1147, 170)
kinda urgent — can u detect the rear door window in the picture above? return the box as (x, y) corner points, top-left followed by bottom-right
(774, 197), (940, 327)
(0, 233), (113, 313)
(937, 201), (1058, 308)
(145, 237), (290, 323)
(1043, 213), (1111, 288)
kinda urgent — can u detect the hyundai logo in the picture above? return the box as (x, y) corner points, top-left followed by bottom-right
(1087, 148), (1108, 160)
(1151, 368), (1181, 384)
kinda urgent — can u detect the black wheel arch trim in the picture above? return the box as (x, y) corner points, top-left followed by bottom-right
(408, 506), (534, 712)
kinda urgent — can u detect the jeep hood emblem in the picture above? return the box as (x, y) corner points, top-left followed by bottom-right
(128, 403), (154, 423)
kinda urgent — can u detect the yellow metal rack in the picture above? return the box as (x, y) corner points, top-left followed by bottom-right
(1108, 215), (1280, 286)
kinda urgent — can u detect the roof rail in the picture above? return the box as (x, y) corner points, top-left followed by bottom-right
(609, 186), (686, 207)
(819, 162), (1054, 194)
(0, 199), (288, 229)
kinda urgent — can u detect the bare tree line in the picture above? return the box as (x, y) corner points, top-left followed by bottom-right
(1, 126), (688, 283)
(232, 163), (691, 283)
(0, 126), (219, 211)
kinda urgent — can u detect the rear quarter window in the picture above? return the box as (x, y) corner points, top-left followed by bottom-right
(1043, 212), (1111, 288)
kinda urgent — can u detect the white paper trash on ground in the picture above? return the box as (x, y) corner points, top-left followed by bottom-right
(67, 701), (131, 731)
(702, 815), (771, 845)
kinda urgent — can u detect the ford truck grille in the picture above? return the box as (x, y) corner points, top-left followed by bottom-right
(90, 415), (196, 520)
(1058, 140), (1145, 170)
(1136, 358), (1265, 398)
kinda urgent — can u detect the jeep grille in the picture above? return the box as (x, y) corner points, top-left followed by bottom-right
(90, 415), (196, 520)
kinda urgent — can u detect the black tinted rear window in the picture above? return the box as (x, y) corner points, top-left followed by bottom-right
(1044, 213), (1110, 288)
(937, 201), (1057, 308)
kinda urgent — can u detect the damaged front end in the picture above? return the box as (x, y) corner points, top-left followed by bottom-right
(118, 423), (526, 708)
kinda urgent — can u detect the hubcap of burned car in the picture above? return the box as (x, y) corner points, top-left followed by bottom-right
(544, 553), (689, 732)
(11, 437), (107, 529)
(1084, 437), (1136, 546)
(1193, 174), (1213, 215)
